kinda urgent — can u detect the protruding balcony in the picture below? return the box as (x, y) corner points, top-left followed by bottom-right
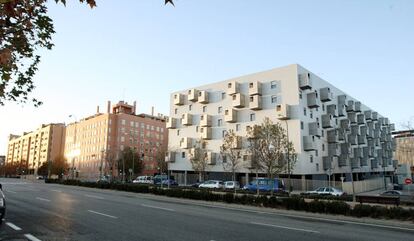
(198, 90), (209, 104)
(351, 157), (360, 169)
(224, 108), (237, 123)
(200, 114), (212, 127)
(338, 154), (348, 167)
(346, 100), (355, 112)
(206, 152), (216, 165)
(340, 119), (350, 130)
(328, 143), (340, 157)
(350, 125), (360, 136)
(166, 151), (176, 163)
(307, 92), (320, 108)
(276, 104), (290, 120)
(231, 136), (242, 149)
(371, 158), (379, 169)
(357, 113), (365, 125)
(248, 81), (262, 96)
(188, 89), (199, 102)
(180, 137), (192, 149)
(354, 101), (361, 112)
(348, 134), (357, 146)
(327, 129), (339, 143)
(249, 95), (262, 110)
(364, 110), (372, 121)
(299, 73), (312, 90)
(389, 123), (395, 131)
(321, 114), (334, 129)
(358, 135), (367, 145)
(303, 136), (316, 151)
(308, 122), (321, 137)
(372, 112), (378, 120)
(227, 81), (239, 95)
(173, 93), (184, 106)
(232, 93), (245, 108)
(200, 127), (212, 140)
(246, 126), (259, 139)
(323, 156), (332, 170)
(337, 95), (347, 106)
(348, 112), (357, 125)
(359, 125), (367, 136)
(243, 154), (253, 169)
(166, 117), (177, 129)
(320, 87), (333, 102)
(181, 113), (193, 126)
(326, 104), (337, 117)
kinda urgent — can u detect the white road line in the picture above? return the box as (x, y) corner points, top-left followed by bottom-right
(24, 234), (42, 241)
(51, 189), (62, 193)
(251, 222), (320, 234)
(88, 210), (118, 219)
(4, 190), (17, 194)
(35, 197), (51, 202)
(6, 222), (22, 231)
(84, 194), (104, 200)
(141, 204), (175, 212)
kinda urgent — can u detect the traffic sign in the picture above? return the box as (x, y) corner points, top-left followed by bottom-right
(405, 178), (412, 185)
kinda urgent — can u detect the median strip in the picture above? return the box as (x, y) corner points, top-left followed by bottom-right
(141, 204), (175, 212)
(87, 210), (118, 219)
(250, 221), (320, 234)
(36, 197), (51, 202)
(6, 222), (22, 231)
(24, 234), (42, 241)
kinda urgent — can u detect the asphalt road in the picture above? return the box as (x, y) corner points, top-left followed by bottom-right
(0, 178), (413, 241)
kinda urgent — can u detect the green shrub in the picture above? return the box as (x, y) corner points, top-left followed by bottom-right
(308, 200), (325, 213)
(352, 204), (372, 217)
(325, 201), (350, 215)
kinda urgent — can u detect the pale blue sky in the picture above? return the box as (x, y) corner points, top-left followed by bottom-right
(1, 0), (413, 155)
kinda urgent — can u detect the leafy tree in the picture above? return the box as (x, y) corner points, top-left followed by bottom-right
(0, 0), (96, 106)
(189, 139), (209, 182)
(220, 129), (242, 192)
(155, 146), (168, 174)
(51, 155), (68, 178)
(37, 161), (48, 176)
(117, 146), (143, 182)
(248, 118), (296, 195)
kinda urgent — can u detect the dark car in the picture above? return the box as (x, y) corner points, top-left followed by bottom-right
(0, 184), (5, 224)
(161, 179), (178, 186)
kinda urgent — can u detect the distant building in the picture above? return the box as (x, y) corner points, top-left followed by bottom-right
(64, 101), (168, 181)
(167, 64), (396, 185)
(5, 124), (66, 175)
(392, 130), (414, 174)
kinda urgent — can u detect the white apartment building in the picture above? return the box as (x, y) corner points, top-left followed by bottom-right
(167, 64), (395, 185)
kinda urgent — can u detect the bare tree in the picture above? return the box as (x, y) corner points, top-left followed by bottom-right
(220, 129), (243, 193)
(189, 139), (209, 182)
(401, 116), (414, 130)
(248, 117), (296, 195)
(155, 146), (168, 175)
(247, 126), (263, 196)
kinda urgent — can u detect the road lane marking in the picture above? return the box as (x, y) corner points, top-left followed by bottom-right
(84, 194), (104, 200)
(141, 204), (175, 212)
(88, 210), (118, 219)
(36, 197), (51, 202)
(4, 190), (17, 194)
(24, 234), (42, 241)
(250, 222), (320, 234)
(6, 222), (22, 231)
(51, 189), (62, 193)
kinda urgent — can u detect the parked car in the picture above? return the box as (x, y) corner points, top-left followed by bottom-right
(305, 187), (344, 196)
(199, 180), (224, 189)
(133, 176), (153, 184)
(224, 181), (240, 190)
(243, 178), (285, 193)
(96, 176), (110, 184)
(380, 190), (402, 196)
(160, 179), (178, 186)
(191, 182), (202, 188)
(153, 174), (169, 185)
(36, 176), (44, 180)
(0, 184), (5, 224)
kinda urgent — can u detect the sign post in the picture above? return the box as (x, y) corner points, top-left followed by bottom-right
(405, 178), (412, 196)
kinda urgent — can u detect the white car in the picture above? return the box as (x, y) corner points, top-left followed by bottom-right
(199, 180), (224, 189)
(133, 176), (153, 184)
(306, 187), (344, 196)
(224, 181), (240, 189)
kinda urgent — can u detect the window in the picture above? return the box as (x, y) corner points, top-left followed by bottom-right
(121, 119), (126, 125)
(315, 150), (318, 157)
(174, 108), (178, 114)
(299, 91), (302, 99)
(250, 113), (255, 121)
(322, 130), (324, 137)
(222, 92), (226, 99)
(249, 82), (254, 88)
(250, 96), (254, 102)
(271, 81), (277, 89)
(310, 111), (313, 119)
(177, 130), (180, 136)
(228, 83), (232, 88)
(316, 118), (320, 128)
(232, 95), (237, 100)
(271, 95), (277, 103)
(322, 144), (325, 152)
(316, 163), (319, 172)
(218, 106), (223, 113)
(182, 152), (185, 158)
(203, 106), (207, 112)
(304, 108), (307, 116)
(322, 104), (325, 112)
(301, 121), (304, 130)
(310, 155), (313, 163)
(189, 105), (192, 111)
(236, 124), (240, 131)
(218, 119), (223, 126)
(222, 130), (227, 137)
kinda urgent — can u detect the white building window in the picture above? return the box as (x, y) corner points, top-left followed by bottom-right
(236, 124), (240, 131)
(250, 113), (255, 121)
(218, 106), (223, 113)
(218, 119), (223, 126)
(271, 95), (277, 103)
(121, 119), (126, 125)
(271, 81), (277, 89)
(203, 106), (207, 112)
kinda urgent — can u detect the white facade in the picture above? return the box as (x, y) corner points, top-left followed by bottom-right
(167, 64), (395, 178)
